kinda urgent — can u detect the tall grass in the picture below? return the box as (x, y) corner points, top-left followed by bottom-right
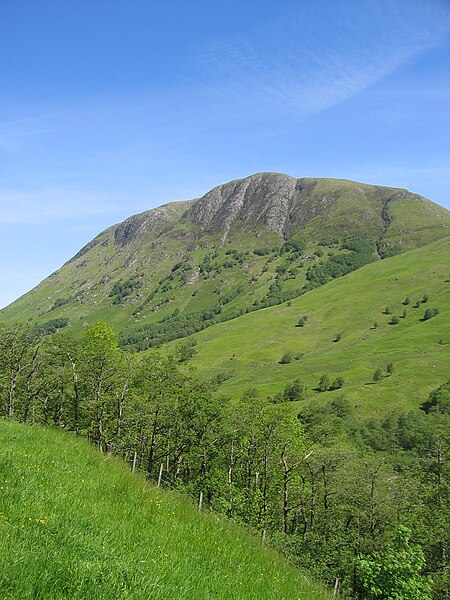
(0, 420), (330, 600)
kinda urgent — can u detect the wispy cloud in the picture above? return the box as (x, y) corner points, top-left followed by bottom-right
(189, 0), (450, 124)
(0, 187), (125, 224)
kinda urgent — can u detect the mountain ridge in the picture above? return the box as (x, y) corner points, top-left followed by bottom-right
(67, 172), (449, 260)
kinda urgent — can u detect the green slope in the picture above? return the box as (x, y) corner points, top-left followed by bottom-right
(0, 420), (330, 600)
(181, 236), (450, 417)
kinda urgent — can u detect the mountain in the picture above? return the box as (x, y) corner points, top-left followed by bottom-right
(0, 419), (330, 600)
(2, 173), (450, 348)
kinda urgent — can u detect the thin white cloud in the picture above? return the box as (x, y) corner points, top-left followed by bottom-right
(189, 1), (450, 124)
(0, 187), (124, 224)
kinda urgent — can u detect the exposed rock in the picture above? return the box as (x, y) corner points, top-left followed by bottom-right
(189, 173), (298, 242)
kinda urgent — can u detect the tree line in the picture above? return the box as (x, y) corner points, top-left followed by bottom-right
(0, 321), (448, 599)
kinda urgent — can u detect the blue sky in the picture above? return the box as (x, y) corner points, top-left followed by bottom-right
(0, 0), (449, 308)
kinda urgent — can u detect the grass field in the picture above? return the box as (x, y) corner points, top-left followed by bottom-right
(181, 236), (450, 417)
(0, 420), (330, 600)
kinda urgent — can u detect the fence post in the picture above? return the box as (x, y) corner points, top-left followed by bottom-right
(157, 463), (164, 488)
(131, 451), (137, 474)
(333, 578), (340, 597)
(198, 491), (203, 511)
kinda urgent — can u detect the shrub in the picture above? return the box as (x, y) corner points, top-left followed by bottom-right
(283, 379), (306, 401)
(211, 371), (235, 386)
(296, 316), (307, 327)
(254, 247), (271, 256)
(422, 307), (439, 321)
(33, 318), (69, 337)
(331, 376), (345, 390)
(279, 352), (294, 364)
(318, 374), (330, 392)
(420, 380), (450, 414)
(373, 368), (382, 382)
(51, 297), (70, 311)
(175, 339), (198, 362)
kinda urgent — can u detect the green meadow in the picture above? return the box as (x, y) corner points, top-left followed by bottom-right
(184, 236), (450, 416)
(0, 420), (330, 600)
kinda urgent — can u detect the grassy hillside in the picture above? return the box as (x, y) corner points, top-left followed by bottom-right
(0, 420), (330, 600)
(181, 236), (450, 417)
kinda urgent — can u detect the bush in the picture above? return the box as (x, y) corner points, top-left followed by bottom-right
(330, 376), (345, 390)
(282, 379), (306, 401)
(373, 368), (382, 382)
(296, 316), (307, 327)
(420, 380), (450, 414)
(421, 308), (439, 322)
(318, 374), (330, 392)
(33, 318), (69, 337)
(279, 352), (294, 364)
(175, 339), (198, 362)
(109, 277), (142, 304)
(211, 370), (235, 386)
(50, 297), (70, 311)
(283, 239), (305, 253)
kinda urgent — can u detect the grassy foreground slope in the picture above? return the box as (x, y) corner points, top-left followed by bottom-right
(0, 420), (330, 600)
(186, 236), (450, 416)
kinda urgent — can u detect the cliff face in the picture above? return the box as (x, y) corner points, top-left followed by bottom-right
(190, 173), (298, 241)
